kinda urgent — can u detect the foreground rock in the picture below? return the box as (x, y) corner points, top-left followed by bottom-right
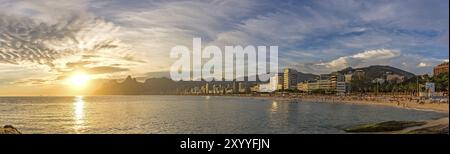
(344, 121), (427, 133)
(406, 124), (449, 134)
(345, 117), (449, 134)
(0, 125), (21, 134)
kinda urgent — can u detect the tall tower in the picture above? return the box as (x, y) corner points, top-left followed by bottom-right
(283, 68), (298, 90)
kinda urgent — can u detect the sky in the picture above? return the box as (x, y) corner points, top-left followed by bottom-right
(0, 0), (448, 95)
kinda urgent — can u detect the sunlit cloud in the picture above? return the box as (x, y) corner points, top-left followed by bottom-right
(0, 0), (448, 95)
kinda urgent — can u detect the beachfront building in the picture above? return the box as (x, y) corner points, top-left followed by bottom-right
(336, 82), (347, 94)
(297, 82), (308, 92)
(433, 62), (449, 76)
(258, 83), (271, 92)
(318, 79), (332, 90)
(297, 73), (348, 93)
(259, 73), (284, 92)
(270, 73), (284, 91)
(330, 72), (344, 90)
(250, 84), (259, 92)
(296, 80), (320, 92)
(283, 68), (298, 90)
(308, 81), (319, 91)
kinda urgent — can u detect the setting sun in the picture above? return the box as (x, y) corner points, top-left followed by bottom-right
(68, 72), (91, 88)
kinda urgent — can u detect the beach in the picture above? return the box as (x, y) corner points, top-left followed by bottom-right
(229, 94), (449, 113)
(269, 94), (449, 134)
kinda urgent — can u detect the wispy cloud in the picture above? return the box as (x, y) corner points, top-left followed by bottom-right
(0, 0), (449, 90)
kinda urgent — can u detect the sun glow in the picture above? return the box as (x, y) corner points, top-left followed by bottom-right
(68, 72), (91, 89)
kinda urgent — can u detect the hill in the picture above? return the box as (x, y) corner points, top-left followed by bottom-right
(338, 65), (415, 80)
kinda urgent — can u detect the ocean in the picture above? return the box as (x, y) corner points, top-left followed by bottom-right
(0, 95), (446, 134)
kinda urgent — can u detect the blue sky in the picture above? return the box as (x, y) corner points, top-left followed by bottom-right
(0, 0), (448, 94)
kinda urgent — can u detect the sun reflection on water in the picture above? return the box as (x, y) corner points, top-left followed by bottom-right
(271, 101), (278, 113)
(73, 96), (85, 133)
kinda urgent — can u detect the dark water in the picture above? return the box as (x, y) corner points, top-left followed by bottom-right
(0, 95), (446, 134)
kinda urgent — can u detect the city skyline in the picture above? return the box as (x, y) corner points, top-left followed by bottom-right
(0, 0), (449, 95)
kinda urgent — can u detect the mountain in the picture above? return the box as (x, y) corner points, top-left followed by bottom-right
(94, 75), (264, 95)
(95, 75), (146, 95)
(297, 72), (318, 82)
(338, 65), (415, 80)
(93, 65), (416, 95)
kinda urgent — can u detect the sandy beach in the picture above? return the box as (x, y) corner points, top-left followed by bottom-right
(289, 97), (449, 113)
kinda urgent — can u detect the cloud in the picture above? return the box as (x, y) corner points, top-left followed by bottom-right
(352, 49), (401, 59)
(12, 78), (48, 85)
(0, 1), (146, 85)
(0, 0), (449, 89)
(0, 14), (128, 69)
(417, 62), (430, 68)
(85, 66), (129, 74)
(317, 49), (401, 69)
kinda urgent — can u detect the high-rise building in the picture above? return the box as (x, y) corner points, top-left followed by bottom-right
(433, 62), (449, 76)
(270, 73), (284, 91)
(283, 68), (298, 90)
(330, 72), (344, 90)
(336, 82), (347, 94)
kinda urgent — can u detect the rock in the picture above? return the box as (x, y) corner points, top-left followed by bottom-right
(0, 125), (21, 134)
(406, 124), (449, 134)
(344, 121), (427, 133)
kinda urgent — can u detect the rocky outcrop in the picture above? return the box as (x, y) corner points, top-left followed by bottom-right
(344, 121), (427, 132)
(0, 125), (21, 134)
(344, 117), (449, 134)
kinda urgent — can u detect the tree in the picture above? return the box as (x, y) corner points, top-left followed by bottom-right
(433, 73), (449, 92)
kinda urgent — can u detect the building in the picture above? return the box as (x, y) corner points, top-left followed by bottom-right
(386, 74), (405, 83)
(308, 81), (320, 91)
(297, 82), (308, 92)
(238, 82), (248, 93)
(296, 81), (320, 92)
(270, 73), (284, 91)
(250, 84), (259, 92)
(336, 82), (347, 94)
(258, 83), (271, 92)
(433, 62), (449, 76)
(372, 78), (385, 84)
(259, 73), (284, 92)
(344, 74), (353, 83)
(330, 72), (344, 90)
(283, 68), (298, 90)
(353, 70), (365, 80)
(297, 73), (344, 93)
(318, 79), (332, 90)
